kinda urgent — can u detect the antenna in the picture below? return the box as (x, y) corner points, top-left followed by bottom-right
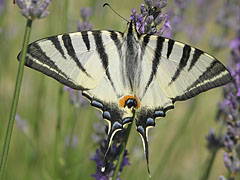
(103, 3), (128, 22)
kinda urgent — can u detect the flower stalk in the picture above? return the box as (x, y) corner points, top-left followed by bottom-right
(112, 112), (134, 180)
(53, 0), (69, 178)
(0, 19), (32, 179)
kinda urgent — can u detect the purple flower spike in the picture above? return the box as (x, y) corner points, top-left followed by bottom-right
(129, 0), (169, 35)
(63, 86), (88, 107)
(91, 131), (130, 179)
(65, 134), (79, 148)
(207, 2), (240, 178)
(153, 0), (161, 9)
(78, 7), (93, 31)
(0, 0), (5, 15)
(80, 7), (93, 21)
(15, 0), (52, 20)
(15, 114), (29, 134)
(144, 0), (152, 7)
(140, 4), (147, 16)
(146, 15), (153, 25)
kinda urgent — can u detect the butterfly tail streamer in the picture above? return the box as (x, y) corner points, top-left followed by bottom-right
(137, 124), (152, 176)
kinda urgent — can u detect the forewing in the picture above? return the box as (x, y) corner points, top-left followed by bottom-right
(137, 35), (232, 110)
(17, 30), (123, 90)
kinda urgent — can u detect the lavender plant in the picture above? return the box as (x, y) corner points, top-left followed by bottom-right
(0, 0), (52, 178)
(217, 35), (240, 179)
(16, 0), (52, 20)
(77, 7), (93, 31)
(91, 137), (130, 180)
(130, 0), (170, 36)
(205, 1), (240, 179)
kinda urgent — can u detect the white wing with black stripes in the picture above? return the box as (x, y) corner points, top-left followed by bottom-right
(20, 30), (123, 90)
(134, 34), (231, 171)
(17, 20), (232, 174)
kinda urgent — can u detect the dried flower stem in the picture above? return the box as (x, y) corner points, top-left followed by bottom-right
(112, 110), (135, 180)
(0, 19), (32, 179)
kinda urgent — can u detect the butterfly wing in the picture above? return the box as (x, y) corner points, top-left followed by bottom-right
(135, 34), (232, 170)
(18, 30), (133, 154)
(18, 30), (123, 90)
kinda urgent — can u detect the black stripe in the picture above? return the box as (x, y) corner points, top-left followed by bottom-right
(128, 21), (133, 35)
(82, 92), (92, 101)
(187, 60), (227, 91)
(140, 34), (150, 60)
(169, 45), (191, 85)
(167, 39), (174, 59)
(81, 31), (90, 51)
(92, 31), (108, 69)
(188, 48), (203, 71)
(47, 36), (66, 59)
(24, 43), (87, 89)
(109, 31), (122, 58)
(174, 61), (232, 101)
(143, 36), (165, 96)
(92, 31), (117, 92)
(62, 34), (90, 77)
(143, 35), (150, 47)
(27, 43), (67, 78)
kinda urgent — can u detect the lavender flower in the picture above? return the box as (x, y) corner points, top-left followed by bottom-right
(210, 1), (240, 50)
(205, 128), (223, 150)
(78, 7), (93, 31)
(63, 86), (88, 107)
(0, 0), (5, 15)
(90, 110), (130, 179)
(15, 0), (52, 20)
(164, 0), (192, 38)
(15, 114), (29, 134)
(206, 1), (240, 178)
(91, 140), (130, 180)
(91, 117), (106, 143)
(129, 0), (170, 35)
(65, 134), (79, 148)
(0, 0), (5, 33)
(217, 36), (240, 177)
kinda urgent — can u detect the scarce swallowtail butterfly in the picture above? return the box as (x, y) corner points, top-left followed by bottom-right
(17, 20), (232, 173)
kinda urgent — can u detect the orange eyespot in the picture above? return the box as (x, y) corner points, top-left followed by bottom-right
(119, 94), (140, 109)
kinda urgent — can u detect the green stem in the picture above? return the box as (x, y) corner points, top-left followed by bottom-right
(53, 1), (68, 178)
(53, 84), (63, 179)
(34, 76), (45, 139)
(62, 0), (68, 33)
(67, 102), (79, 154)
(201, 148), (218, 180)
(0, 19), (32, 180)
(112, 111), (135, 180)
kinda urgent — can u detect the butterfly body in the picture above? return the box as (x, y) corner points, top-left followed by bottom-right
(18, 20), (232, 173)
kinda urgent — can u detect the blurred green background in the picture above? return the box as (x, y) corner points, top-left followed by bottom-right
(0, 0), (234, 179)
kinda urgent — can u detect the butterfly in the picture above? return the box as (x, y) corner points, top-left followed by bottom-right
(17, 20), (232, 173)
